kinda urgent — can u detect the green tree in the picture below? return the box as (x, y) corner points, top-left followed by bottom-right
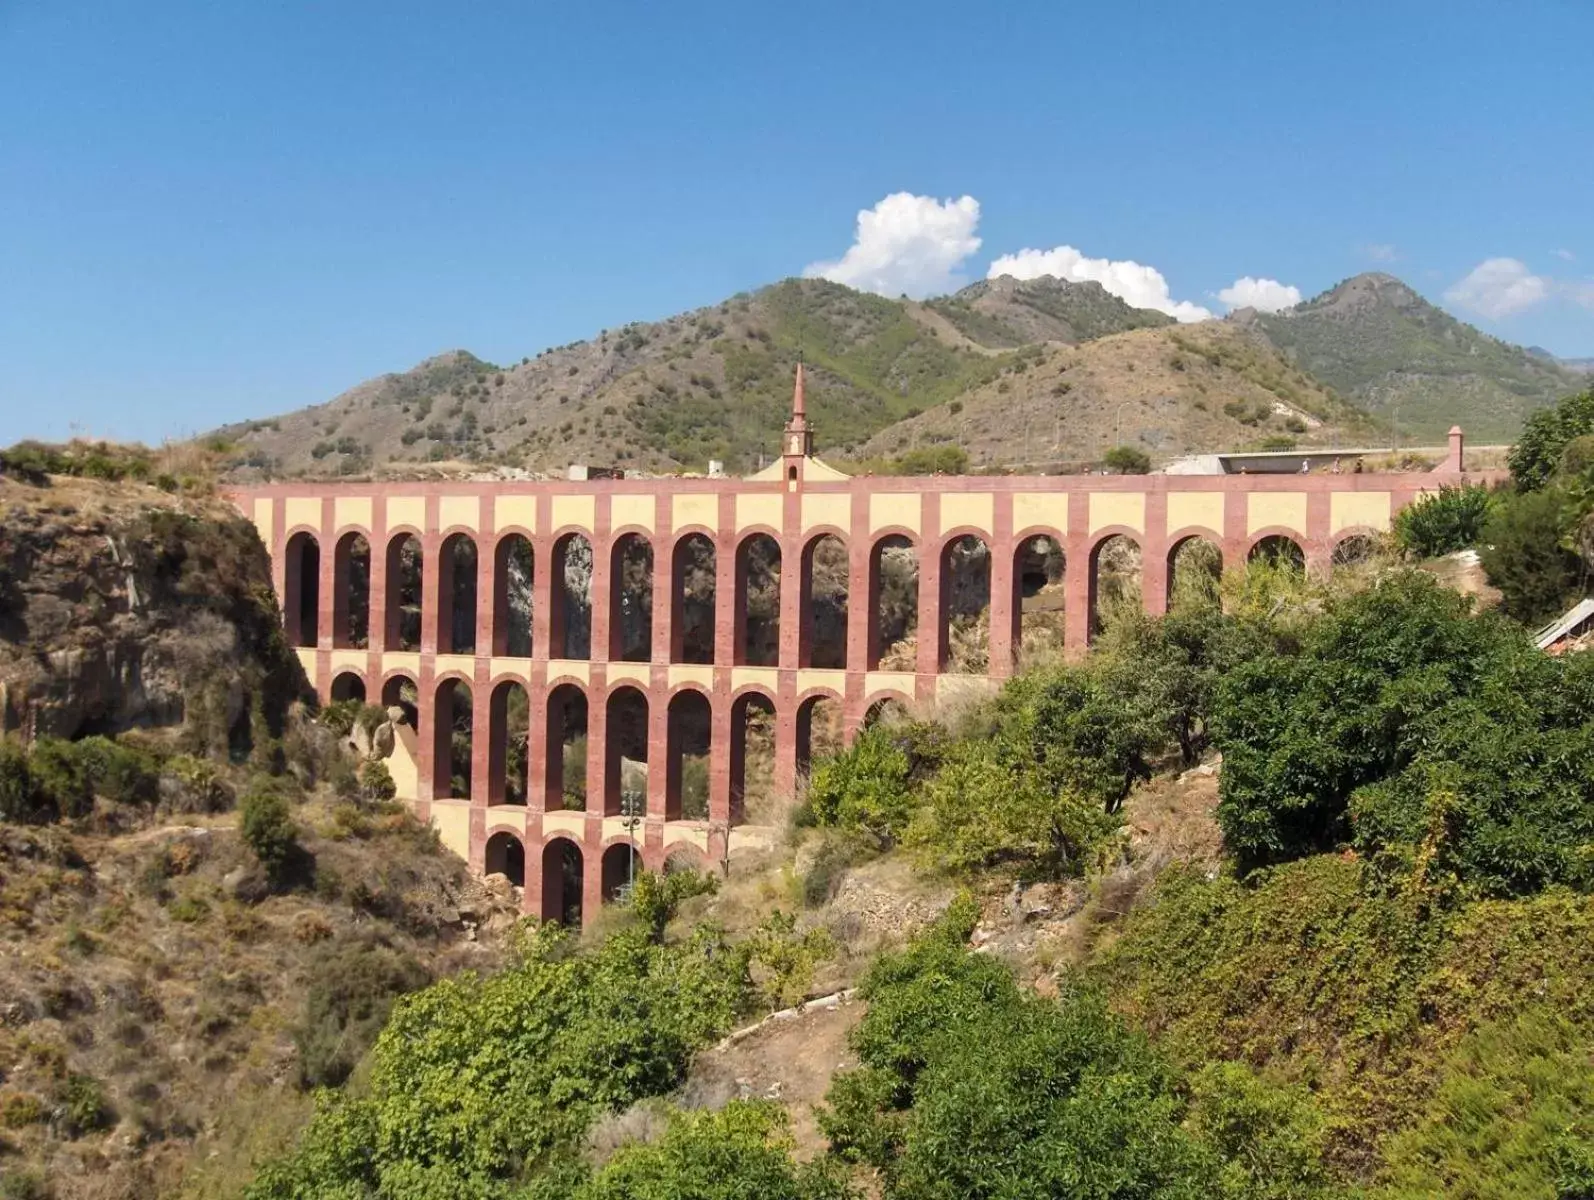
(1392, 483), (1497, 558)
(239, 777), (302, 887)
(1103, 444), (1152, 474)
(1508, 389), (1594, 492)
(1480, 487), (1585, 624)
(538, 1102), (854, 1200)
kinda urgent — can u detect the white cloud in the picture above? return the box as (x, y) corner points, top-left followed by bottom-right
(1363, 243), (1399, 262)
(1443, 257), (1551, 319)
(985, 244), (1213, 322)
(1216, 276), (1302, 313)
(804, 192), (982, 298)
(1553, 248), (1576, 262)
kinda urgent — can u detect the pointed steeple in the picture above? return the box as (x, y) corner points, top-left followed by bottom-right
(782, 361), (813, 460)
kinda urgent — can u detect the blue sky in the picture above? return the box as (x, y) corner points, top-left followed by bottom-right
(2, 0), (1591, 445)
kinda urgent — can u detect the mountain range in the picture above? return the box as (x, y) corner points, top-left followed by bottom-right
(216, 272), (1589, 478)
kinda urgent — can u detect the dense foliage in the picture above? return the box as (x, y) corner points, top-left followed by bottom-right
(822, 902), (1330, 1199)
(248, 923), (749, 1200)
(1094, 859), (1594, 1190)
(1212, 572), (1594, 893)
(1508, 388), (1594, 492)
(1391, 482), (1496, 558)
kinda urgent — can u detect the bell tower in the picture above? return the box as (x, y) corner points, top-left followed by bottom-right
(781, 362), (814, 486)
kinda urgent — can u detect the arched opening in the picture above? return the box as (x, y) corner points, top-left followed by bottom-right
(1167, 536), (1223, 613)
(1088, 534), (1142, 639)
(796, 694), (845, 780)
(439, 533), (478, 654)
(730, 692), (776, 824)
(667, 689), (712, 821)
(1332, 533), (1380, 572)
(484, 831), (526, 888)
(329, 672), (366, 703)
(1013, 534), (1066, 667)
(489, 680), (529, 805)
(605, 686), (650, 818)
(382, 674), (419, 732)
(608, 534), (654, 662)
(384, 534), (423, 651)
(550, 533), (593, 659)
(332, 532), (370, 649)
(938, 534), (991, 673)
(544, 683), (588, 811)
(800, 534), (849, 669)
(670, 534), (717, 664)
(540, 839), (584, 927)
(493, 535), (534, 657)
(433, 678), (472, 800)
(868, 535), (919, 670)
(735, 534), (782, 666)
(862, 696), (912, 731)
(1249, 535), (1306, 574)
(601, 842), (641, 903)
(284, 532), (320, 648)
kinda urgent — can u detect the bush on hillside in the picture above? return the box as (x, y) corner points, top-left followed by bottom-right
(248, 923), (749, 1198)
(1212, 572), (1594, 892)
(1508, 389), (1594, 492)
(239, 777), (302, 887)
(527, 1101), (855, 1200)
(1392, 483), (1496, 558)
(296, 937), (430, 1089)
(822, 903), (1329, 1199)
(1103, 444), (1152, 474)
(1480, 486), (1588, 625)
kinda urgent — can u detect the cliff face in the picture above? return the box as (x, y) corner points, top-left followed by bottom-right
(0, 476), (309, 750)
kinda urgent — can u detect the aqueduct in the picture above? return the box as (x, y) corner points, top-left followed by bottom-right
(235, 368), (1469, 924)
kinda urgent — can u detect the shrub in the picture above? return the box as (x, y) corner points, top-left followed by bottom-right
(1103, 444), (1152, 474)
(239, 777), (301, 887)
(629, 869), (717, 942)
(73, 736), (160, 806)
(1480, 487), (1587, 624)
(59, 1073), (112, 1136)
(804, 724), (924, 847)
(1508, 388), (1594, 491)
(1392, 483), (1496, 558)
(26, 738), (92, 818)
(0, 740), (46, 822)
(1213, 571), (1594, 892)
(296, 938), (430, 1089)
(358, 760), (396, 802)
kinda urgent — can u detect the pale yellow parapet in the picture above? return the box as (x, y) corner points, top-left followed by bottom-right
(1166, 492), (1225, 536)
(610, 493), (656, 533)
(1330, 491), (1392, 534)
(735, 493), (782, 533)
(1246, 492), (1307, 536)
(672, 493), (718, 533)
(870, 492), (922, 534)
(1013, 492), (1067, 536)
(1089, 492), (1145, 536)
(550, 494), (595, 534)
(940, 492), (993, 538)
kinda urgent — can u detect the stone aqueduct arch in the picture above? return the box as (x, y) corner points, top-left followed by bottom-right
(241, 386), (1477, 924)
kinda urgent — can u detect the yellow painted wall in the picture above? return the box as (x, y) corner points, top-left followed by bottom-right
(431, 800), (471, 860)
(387, 496), (425, 533)
(870, 492), (922, 534)
(730, 666), (779, 694)
(334, 496), (372, 533)
(1331, 491), (1392, 533)
(330, 650), (365, 674)
(672, 493), (718, 532)
(252, 498), (274, 548)
(285, 496), (320, 533)
(1166, 492), (1225, 535)
(1247, 492), (1308, 536)
(864, 670), (917, 699)
(668, 664), (715, 691)
(389, 725), (420, 801)
(606, 664), (649, 689)
(735, 493), (782, 533)
(940, 492), (993, 537)
(542, 811), (586, 839)
(547, 660), (590, 685)
(439, 495), (481, 533)
(550, 494), (595, 534)
(796, 668), (846, 696)
(1089, 492), (1145, 535)
(434, 653), (475, 679)
(1013, 492), (1067, 535)
(610, 493), (656, 533)
(382, 651), (422, 678)
(801, 492), (851, 535)
(659, 825), (710, 853)
(295, 646), (316, 676)
(495, 495), (537, 534)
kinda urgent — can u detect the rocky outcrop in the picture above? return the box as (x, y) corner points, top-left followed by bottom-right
(0, 478), (311, 747)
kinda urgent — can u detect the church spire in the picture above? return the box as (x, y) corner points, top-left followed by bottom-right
(782, 361), (813, 460)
